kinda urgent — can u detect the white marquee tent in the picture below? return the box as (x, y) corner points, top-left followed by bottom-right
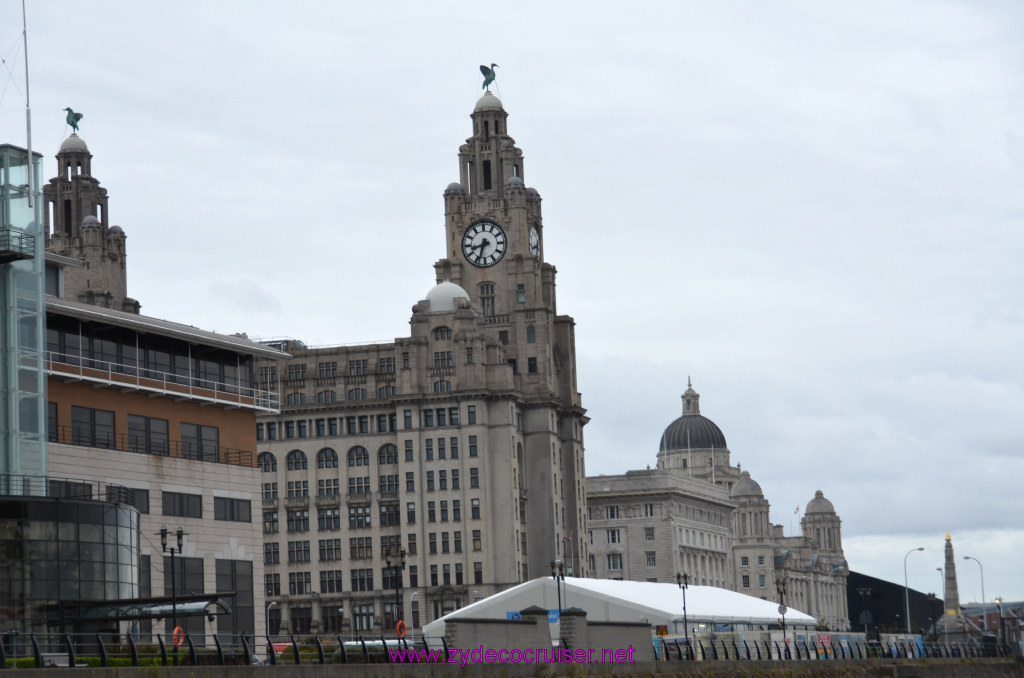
(422, 577), (816, 644)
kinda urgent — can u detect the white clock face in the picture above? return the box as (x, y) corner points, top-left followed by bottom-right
(529, 225), (541, 260)
(462, 221), (507, 267)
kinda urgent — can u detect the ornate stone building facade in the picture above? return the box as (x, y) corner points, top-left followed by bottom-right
(255, 92), (587, 636)
(586, 382), (849, 630)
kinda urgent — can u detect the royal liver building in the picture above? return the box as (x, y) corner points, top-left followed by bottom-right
(255, 91), (587, 636)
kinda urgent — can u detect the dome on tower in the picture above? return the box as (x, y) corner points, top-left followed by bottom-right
(474, 93), (504, 112)
(60, 134), (89, 153)
(805, 490), (836, 515)
(505, 176), (524, 189)
(730, 471), (763, 498)
(525, 187), (540, 198)
(109, 225), (125, 236)
(658, 380), (727, 451)
(81, 215), (101, 228)
(424, 280), (470, 313)
(444, 182), (465, 195)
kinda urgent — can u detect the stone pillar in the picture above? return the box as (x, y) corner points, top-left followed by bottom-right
(558, 607), (587, 650)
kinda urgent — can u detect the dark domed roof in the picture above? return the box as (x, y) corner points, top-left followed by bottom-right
(658, 379), (727, 451)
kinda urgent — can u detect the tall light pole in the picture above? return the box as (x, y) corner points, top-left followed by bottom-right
(936, 568), (947, 643)
(550, 560), (565, 613)
(777, 580), (789, 658)
(266, 601), (278, 638)
(160, 526), (185, 666)
(384, 547), (406, 631)
(903, 547), (924, 634)
(676, 572), (690, 660)
(963, 556), (986, 631)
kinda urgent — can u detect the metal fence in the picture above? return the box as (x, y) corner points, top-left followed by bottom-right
(0, 630), (1010, 669)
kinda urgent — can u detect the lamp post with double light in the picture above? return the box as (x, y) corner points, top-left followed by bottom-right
(550, 560), (565, 613)
(384, 547), (406, 631)
(777, 580), (789, 658)
(963, 556), (986, 631)
(160, 526), (185, 666)
(676, 572), (691, 659)
(903, 547), (924, 634)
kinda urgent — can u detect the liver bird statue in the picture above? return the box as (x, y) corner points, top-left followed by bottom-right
(479, 64), (498, 92)
(63, 107), (84, 133)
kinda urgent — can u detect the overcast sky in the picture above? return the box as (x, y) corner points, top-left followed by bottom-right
(2, 0), (1022, 605)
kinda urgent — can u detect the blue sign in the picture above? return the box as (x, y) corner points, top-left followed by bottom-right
(548, 609), (560, 623)
(506, 611), (521, 620)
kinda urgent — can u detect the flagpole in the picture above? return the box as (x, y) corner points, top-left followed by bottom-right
(22, 0), (34, 206)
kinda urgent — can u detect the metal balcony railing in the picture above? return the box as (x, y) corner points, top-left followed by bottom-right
(48, 425), (255, 468)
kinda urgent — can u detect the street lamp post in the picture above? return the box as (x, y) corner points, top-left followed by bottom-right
(676, 572), (691, 659)
(903, 547), (924, 634)
(550, 560), (565, 613)
(936, 568), (947, 644)
(266, 601), (278, 639)
(160, 527), (186, 666)
(777, 580), (789, 658)
(384, 547), (406, 632)
(963, 556), (986, 631)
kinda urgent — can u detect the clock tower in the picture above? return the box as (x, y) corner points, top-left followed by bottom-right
(434, 92), (587, 578)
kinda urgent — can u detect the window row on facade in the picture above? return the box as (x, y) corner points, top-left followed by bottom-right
(264, 562), (486, 597)
(258, 406), (480, 441)
(261, 497), (483, 530)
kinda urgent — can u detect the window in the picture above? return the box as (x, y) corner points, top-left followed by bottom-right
(466, 347), (473, 363)
(607, 554), (622, 570)
(348, 476), (370, 494)
(378, 474), (398, 492)
(318, 507), (341, 530)
(287, 364), (307, 382)
(317, 361), (337, 378)
(646, 551), (656, 567)
(526, 325), (536, 342)
(214, 497), (251, 522)
(758, 555), (765, 565)
(438, 439), (446, 459)
(405, 472), (415, 492)
(607, 529), (620, 544)
(349, 537), (372, 559)
(423, 410), (434, 427)
(452, 469), (460, 490)
(379, 503), (400, 525)
(318, 478), (339, 496)
(381, 535), (401, 557)
(328, 418), (338, 435)
(286, 392), (306, 406)
(426, 471), (435, 491)
(467, 406), (476, 425)
(439, 470), (447, 490)
(427, 501), (436, 523)
(644, 527), (655, 541)
(407, 502), (416, 524)
(350, 568), (374, 592)
(287, 509), (310, 532)
(433, 351), (453, 368)
(347, 446), (369, 467)
(605, 505), (619, 519)
(433, 380), (452, 393)
(441, 532), (450, 553)
(317, 448), (338, 468)
(181, 422), (219, 461)
(317, 389), (336, 403)
(474, 562), (483, 584)
(404, 411), (413, 429)
(71, 405), (115, 448)
(759, 573), (766, 588)
(289, 572), (312, 595)
(473, 530), (482, 551)
(470, 468), (479, 488)
(125, 488), (150, 513)
(348, 359), (368, 376)
(349, 505), (371, 528)
(471, 498), (480, 519)
(378, 385), (396, 399)
(409, 565), (418, 588)
(319, 538), (342, 561)
(265, 573), (280, 596)
(258, 452), (277, 472)
(527, 357), (537, 374)
(404, 440), (414, 461)
(479, 283), (495, 317)
(379, 444), (398, 464)
(644, 503), (655, 517)
(347, 388), (367, 401)
(266, 423), (277, 440)
(454, 531), (463, 553)
(353, 603), (374, 631)
(286, 450), (308, 470)
(127, 415), (169, 455)
(381, 568), (400, 592)
(297, 420), (308, 437)
(499, 331), (509, 346)
(469, 435), (478, 457)
(741, 556), (749, 566)
(163, 491), (202, 518)
(425, 440), (433, 460)
(287, 540), (311, 563)
(320, 570), (343, 594)
(433, 326), (452, 340)
(287, 480), (308, 498)
(264, 543), (279, 564)
(402, 352), (409, 369)
(262, 482), (278, 499)
(440, 500), (449, 522)
(379, 357), (395, 374)
(742, 574), (750, 588)
(429, 533), (437, 554)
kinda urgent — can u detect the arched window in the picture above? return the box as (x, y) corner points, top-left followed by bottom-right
(286, 449), (307, 471)
(258, 452), (277, 472)
(378, 385), (396, 399)
(347, 446), (369, 467)
(378, 444), (398, 465)
(347, 388), (367, 401)
(286, 392), (306, 405)
(526, 325), (536, 343)
(317, 448), (339, 469)
(317, 390), (337, 403)
(433, 326), (452, 340)
(433, 380), (452, 393)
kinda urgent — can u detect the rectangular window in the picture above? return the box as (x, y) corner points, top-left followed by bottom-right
(404, 440), (414, 461)
(407, 533), (417, 555)
(348, 505), (371, 528)
(644, 527), (655, 541)
(315, 419), (326, 436)
(472, 529), (481, 551)
(425, 439), (433, 460)
(320, 570), (344, 594)
(441, 532), (450, 553)
(742, 574), (751, 588)
(214, 497), (251, 522)
(440, 500), (449, 522)
(350, 568), (374, 592)
(646, 551), (656, 567)
(607, 554), (622, 570)
(454, 531), (462, 553)
(439, 470), (447, 490)
(423, 410), (434, 427)
(329, 418), (339, 436)
(317, 507), (341, 530)
(287, 540), (311, 563)
(644, 503), (655, 517)
(180, 422), (219, 462)
(469, 435), (478, 457)
(436, 408), (447, 427)
(474, 562), (483, 584)
(438, 438), (446, 459)
(349, 537), (373, 560)
(606, 505), (619, 519)
(467, 405), (476, 425)
(607, 529), (620, 544)
(264, 543), (279, 564)
(427, 501), (436, 523)
(404, 410), (413, 429)
(758, 555), (765, 565)
(450, 437), (459, 458)
(759, 573), (766, 588)
(426, 471), (435, 491)
(319, 538), (342, 561)
(471, 498), (480, 519)
(162, 491), (202, 518)
(409, 565), (418, 588)
(379, 503), (400, 526)
(289, 572), (312, 595)
(452, 470), (460, 491)
(71, 405), (115, 448)
(470, 468), (479, 488)
(127, 414), (169, 455)
(407, 502), (416, 524)
(265, 573), (280, 596)
(527, 357), (537, 374)
(405, 472), (415, 492)
(286, 509), (310, 532)
(429, 533), (437, 554)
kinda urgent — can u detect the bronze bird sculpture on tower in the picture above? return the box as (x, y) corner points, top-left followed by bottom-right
(63, 107), (83, 133)
(480, 64), (498, 92)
